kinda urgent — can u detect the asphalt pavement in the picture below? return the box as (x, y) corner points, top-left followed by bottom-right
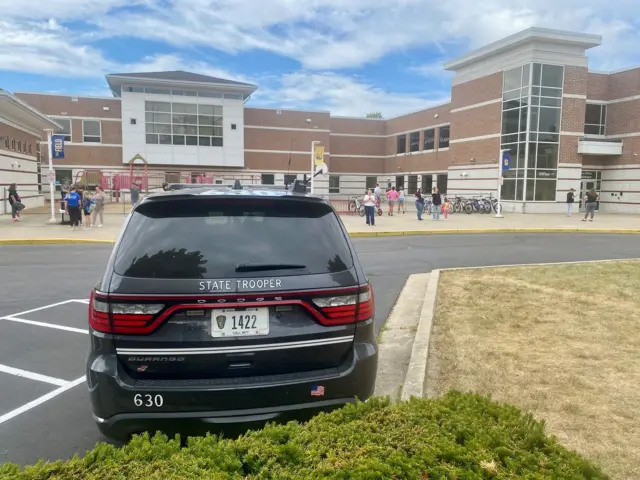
(1, 234), (639, 466)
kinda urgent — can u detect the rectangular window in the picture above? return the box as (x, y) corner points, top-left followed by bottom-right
(365, 176), (377, 190)
(114, 200), (354, 279)
(437, 174), (448, 194)
(438, 126), (450, 149)
(145, 88), (171, 95)
(396, 134), (406, 154)
(261, 174), (275, 185)
(82, 120), (101, 143)
(423, 129), (435, 150)
(584, 104), (606, 135)
(145, 100), (224, 146)
(407, 175), (418, 194)
(395, 176), (405, 189)
(53, 118), (72, 142)
(421, 174), (432, 192)
(409, 132), (420, 152)
(329, 175), (340, 194)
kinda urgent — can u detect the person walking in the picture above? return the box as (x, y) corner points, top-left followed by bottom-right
(91, 186), (106, 227)
(431, 187), (442, 221)
(130, 183), (141, 206)
(566, 188), (575, 217)
(582, 188), (599, 222)
(386, 186), (398, 215)
(363, 189), (376, 226)
(65, 186), (82, 230)
(397, 187), (406, 214)
(8, 183), (24, 222)
(442, 197), (451, 221)
(373, 184), (381, 205)
(415, 188), (425, 221)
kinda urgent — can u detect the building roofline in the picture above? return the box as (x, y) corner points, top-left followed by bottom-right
(13, 91), (119, 101)
(589, 65), (640, 76)
(444, 27), (602, 71)
(383, 100), (452, 120)
(105, 74), (258, 96)
(0, 90), (62, 131)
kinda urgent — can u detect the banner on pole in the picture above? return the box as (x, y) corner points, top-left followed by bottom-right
(502, 152), (511, 172)
(314, 144), (325, 166)
(51, 135), (65, 159)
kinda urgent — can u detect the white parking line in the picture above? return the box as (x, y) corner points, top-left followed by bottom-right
(0, 363), (69, 387)
(0, 316), (88, 335)
(0, 376), (86, 426)
(10, 299), (79, 317)
(72, 299), (90, 304)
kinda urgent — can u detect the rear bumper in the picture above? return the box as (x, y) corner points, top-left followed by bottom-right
(86, 341), (377, 440)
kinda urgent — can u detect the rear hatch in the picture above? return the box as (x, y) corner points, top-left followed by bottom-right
(90, 193), (373, 380)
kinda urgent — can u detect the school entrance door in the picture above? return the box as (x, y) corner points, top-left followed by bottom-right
(579, 170), (601, 212)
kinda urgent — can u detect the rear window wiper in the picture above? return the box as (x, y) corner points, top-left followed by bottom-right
(235, 263), (307, 273)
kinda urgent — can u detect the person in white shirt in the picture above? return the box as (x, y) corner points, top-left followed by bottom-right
(397, 188), (406, 214)
(363, 189), (376, 226)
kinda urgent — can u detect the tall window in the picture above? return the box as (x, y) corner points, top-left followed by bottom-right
(396, 134), (406, 154)
(500, 63), (563, 203)
(53, 118), (72, 142)
(261, 174), (275, 185)
(409, 132), (420, 152)
(423, 129), (435, 150)
(83, 120), (101, 143)
(329, 175), (340, 193)
(145, 101), (223, 147)
(584, 104), (606, 135)
(438, 126), (450, 149)
(421, 175), (432, 192)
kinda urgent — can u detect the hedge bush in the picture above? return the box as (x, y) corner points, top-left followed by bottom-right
(0, 391), (606, 480)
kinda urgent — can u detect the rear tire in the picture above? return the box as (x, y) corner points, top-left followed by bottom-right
(348, 200), (357, 213)
(464, 204), (473, 214)
(377, 208), (382, 216)
(359, 207), (365, 217)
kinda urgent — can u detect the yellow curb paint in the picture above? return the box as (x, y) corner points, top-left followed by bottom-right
(3, 228), (640, 246)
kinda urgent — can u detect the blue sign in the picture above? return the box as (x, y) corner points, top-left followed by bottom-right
(502, 152), (511, 172)
(51, 135), (65, 159)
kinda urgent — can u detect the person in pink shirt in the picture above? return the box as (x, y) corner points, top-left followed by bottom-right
(386, 186), (399, 215)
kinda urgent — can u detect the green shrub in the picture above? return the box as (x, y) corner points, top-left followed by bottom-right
(0, 391), (607, 480)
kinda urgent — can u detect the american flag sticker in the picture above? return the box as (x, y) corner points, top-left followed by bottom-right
(311, 385), (325, 396)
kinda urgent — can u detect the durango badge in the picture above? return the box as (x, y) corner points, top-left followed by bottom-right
(215, 315), (227, 329)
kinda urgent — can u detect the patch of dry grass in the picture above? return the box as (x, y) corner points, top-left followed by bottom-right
(427, 260), (640, 480)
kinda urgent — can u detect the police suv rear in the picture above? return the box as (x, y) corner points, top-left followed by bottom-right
(86, 181), (378, 440)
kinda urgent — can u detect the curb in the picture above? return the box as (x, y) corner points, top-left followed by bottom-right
(0, 239), (116, 245)
(400, 269), (440, 401)
(2, 228), (640, 245)
(348, 228), (640, 238)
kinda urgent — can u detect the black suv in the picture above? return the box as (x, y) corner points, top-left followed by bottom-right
(86, 181), (378, 440)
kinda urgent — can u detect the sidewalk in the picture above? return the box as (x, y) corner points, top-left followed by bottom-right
(1, 211), (640, 244)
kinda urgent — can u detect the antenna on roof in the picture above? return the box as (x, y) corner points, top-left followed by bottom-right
(233, 179), (242, 190)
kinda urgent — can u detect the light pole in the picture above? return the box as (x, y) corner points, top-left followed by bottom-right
(45, 129), (56, 223)
(310, 141), (320, 194)
(494, 148), (509, 219)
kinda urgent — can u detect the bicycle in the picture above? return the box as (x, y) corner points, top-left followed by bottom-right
(464, 197), (490, 214)
(356, 198), (382, 217)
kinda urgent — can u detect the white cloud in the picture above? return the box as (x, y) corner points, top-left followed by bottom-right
(251, 72), (450, 117)
(1, 0), (640, 117)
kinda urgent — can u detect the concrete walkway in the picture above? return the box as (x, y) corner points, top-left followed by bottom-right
(1, 211), (639, 244)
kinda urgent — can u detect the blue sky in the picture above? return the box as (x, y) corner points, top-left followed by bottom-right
(1, 0), (639, 117)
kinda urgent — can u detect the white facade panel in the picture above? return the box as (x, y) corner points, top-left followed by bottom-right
(0, 153), (44, 214)
(121, 91), (245, 168)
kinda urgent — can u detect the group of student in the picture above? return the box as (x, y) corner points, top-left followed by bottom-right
(362, 184), (448, 226)
(62, 184), (107, 230)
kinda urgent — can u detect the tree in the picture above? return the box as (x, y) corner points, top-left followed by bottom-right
(366, 111), (382, 118)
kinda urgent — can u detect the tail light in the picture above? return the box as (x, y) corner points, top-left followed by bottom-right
(312, 284), (374, 326)
(89, 290), (164, 334)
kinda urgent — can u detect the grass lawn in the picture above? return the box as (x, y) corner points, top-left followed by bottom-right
(427, 260), (640, 480)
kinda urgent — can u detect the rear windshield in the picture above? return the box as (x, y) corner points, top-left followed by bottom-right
(113, 197), (354, 278)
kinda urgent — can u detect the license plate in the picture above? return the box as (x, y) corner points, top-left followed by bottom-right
(211, 308), (269, 337)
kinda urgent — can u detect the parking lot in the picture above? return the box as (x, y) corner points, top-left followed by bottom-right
(1, 234), (639, 466)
